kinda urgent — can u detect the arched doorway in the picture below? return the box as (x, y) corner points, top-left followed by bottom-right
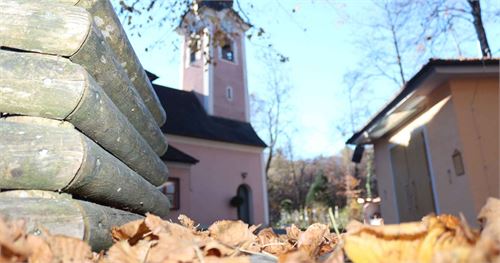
(236, 184), (252, 224)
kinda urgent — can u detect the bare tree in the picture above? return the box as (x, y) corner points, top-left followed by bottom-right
(251, 51), (293, 178)
(340, 0), (497, 138)
(336, 70), (374, 137)
(467, 0), (491, 57)
(113, 0), (289, 62)
(399, 0), (498, 60)
(347, 0), (497, 94)
(351, 0), (416, 87)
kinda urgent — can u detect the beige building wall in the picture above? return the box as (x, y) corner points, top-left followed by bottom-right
(168, 136), (267, 227)
(373, 78), (496, 224)
(450, 77), (499, 214)
(373, 140), (399, 224)
(423, 85), (476, 224)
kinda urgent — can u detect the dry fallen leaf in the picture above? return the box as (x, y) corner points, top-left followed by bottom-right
(477, 198), (500, 240)
(320, 248), (345, 263)
(111, 218), (151, 244)
(297, 223), (330, 257)
(0, 216), (96, 263)
(203, 240), (237, 257)
(146, 233), (198, 262)
(286, 224), (301, 243)
(104, 239), (152, 263)
(178, 214), (197, 232)
(208, 220), (257, 249)
(44, 235), (94, 263)
(203, 255), (251, 263)
(467, 198), (500, 263)
(278, 250), (315, 263)
(26, 235), (53, 263)
(344, 214), (478, 263)
(257, 228), (288, 255)
(26, 199), (500, 262)
(0, 217), (32, 261)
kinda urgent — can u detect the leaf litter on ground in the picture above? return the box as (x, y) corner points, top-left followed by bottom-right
(1, 197), (500, 262)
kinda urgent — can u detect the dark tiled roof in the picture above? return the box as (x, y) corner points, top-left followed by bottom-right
(346, 58), (500, 145)
(161, 145), (198, 164)
(145, 70), (159, 82)
(152, 84), (267, 148)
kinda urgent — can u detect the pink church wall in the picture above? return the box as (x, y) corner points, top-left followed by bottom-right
(212, 35), (247, 121)
(182, 40), (205, 95)
(168, 137), (267, 227)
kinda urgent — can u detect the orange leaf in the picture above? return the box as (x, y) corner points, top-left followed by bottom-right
(297, 223), (329, 257)
(208, 220), (257, 248)
(105, 240), (152, 263)
(111, 218), (151, 245)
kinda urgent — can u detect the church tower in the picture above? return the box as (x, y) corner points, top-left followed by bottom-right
(177, 0), (251, 122)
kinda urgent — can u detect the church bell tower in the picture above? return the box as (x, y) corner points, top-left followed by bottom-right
(177, 0), (251, 122)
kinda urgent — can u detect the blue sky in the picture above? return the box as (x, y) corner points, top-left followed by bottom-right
(120, 0), (499, 159)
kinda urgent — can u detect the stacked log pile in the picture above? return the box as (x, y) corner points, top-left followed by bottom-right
(0, 0), (169, 251)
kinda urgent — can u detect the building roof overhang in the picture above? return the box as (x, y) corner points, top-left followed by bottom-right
(161, 145), (199, 165)
(346, 58), (500, 146)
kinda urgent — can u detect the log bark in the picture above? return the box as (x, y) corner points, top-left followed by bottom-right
(70, 23), (168, 155)
(0, 190), (143, 251)
(0, 50), (168, 186)
(0, 1), (90, 57)
(12, 0), (167, 125)
(0, 1), (168, 155)
(77, 0), (166, 126)
(0, 117), (170, 217)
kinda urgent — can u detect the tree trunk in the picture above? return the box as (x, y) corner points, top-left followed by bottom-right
(390, 24), (406, 85)
(265, 147), (273, 179)
(467, 0), (491, 58)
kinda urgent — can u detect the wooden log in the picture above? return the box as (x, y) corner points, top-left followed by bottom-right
(0, 117), (170, 218)
(70, 23), (168, 155)
(0, 50), (168, 186)
(0, 1), (90, 57)
(0, 190), (143, 251)
(0, 1), (168, 155)
(14, 0), (167, 125)
(78, 0), (166, 126)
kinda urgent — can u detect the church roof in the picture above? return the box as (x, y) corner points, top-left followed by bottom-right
(152, 84), (267, 148)
(161, 145), (199, 164)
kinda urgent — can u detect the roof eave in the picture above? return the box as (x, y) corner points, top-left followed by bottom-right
(347, 59), (500, 146)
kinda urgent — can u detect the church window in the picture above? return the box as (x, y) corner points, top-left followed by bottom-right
(160, 177), (180, 210)
(190, 50), (197, 63)
(188, 39), (201, 65)
(226, 86), (233, 101)
(221, 41), (234, 62)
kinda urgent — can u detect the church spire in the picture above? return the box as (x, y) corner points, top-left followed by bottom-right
(178, 0), (251, 122)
